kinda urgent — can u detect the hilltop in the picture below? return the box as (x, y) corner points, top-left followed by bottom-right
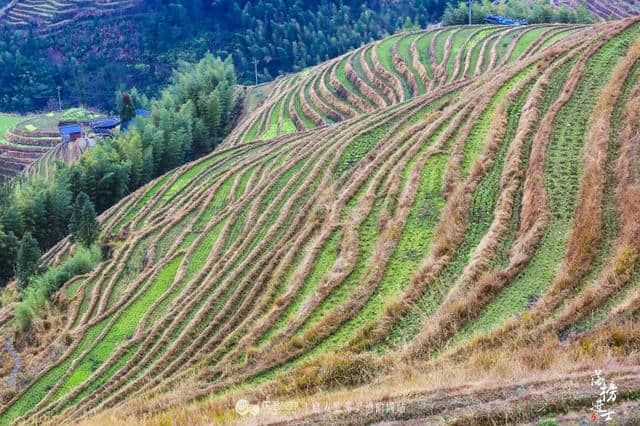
(1, 16), (640, 426)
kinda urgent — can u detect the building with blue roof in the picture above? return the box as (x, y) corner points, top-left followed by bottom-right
(59, 124), (82, 143)
(484, 15), (528, 26)
(90, 117), (120, 137)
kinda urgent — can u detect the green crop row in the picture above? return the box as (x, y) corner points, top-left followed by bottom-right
(460, 23), (640, 341)
(376, 36), (411, 99)
(384, 77), (535, 349)
(461, 64), (535, 178)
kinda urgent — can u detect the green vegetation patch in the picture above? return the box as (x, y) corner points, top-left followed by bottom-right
(377, 35), (410, 99)
(460, 24), (640, 340)
(162, 151), (233, 203)
(445, 27), (477, 82)
(280, 92), (298, 134)
(0, 113), (25, 144)
(259, 99), (282, 140)
(415, 31), (437, 79)
(54, 256), (183, 400)
(508, 27), (550, 63)
(461, 64), (535, 177)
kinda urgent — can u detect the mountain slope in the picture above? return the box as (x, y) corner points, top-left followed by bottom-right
(553, 0), (640, 20)
(226, 24), (583, 146)
(1, 17), (640, 425)
(0, 110), (101, 181)
(0, 0), (141, 32)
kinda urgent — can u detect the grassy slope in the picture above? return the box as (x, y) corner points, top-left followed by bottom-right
(3, 19), (640, 426)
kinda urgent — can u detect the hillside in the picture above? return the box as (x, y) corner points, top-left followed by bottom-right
(0, 109), (100, 181)
(553, 0), (640, 20)
(227, 24), (583, 145)
(0, 0), (140, 32)
(2, 0), (637, 34)
(0, 0), (597, 114)
(1, 16), (640, 426)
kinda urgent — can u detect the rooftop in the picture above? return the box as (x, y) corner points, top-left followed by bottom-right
(59, 124), (82, 135)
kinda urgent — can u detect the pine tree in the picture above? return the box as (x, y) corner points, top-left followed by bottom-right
(16, 232), (41, 287)
(69, 192), (100, 248)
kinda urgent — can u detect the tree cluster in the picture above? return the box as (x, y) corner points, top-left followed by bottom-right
(212, 0), (452, 83)
(442, 0), (595, 26)
(0, 0), (453, 112)
(0, 54), (238, 288)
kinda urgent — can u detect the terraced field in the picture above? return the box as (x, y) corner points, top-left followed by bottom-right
(0, 0), (141, 32)
(552, 0), (640, 20)
(2, 17), (640, 425)
(0, 114), (55, 181)
(24, 137), (91, 180)
(0, 109), (100, 181)
(225, 24), (583, 146)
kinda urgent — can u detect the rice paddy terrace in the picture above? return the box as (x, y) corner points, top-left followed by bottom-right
(3, 17), (640, 425)
(552, 0), (640, 20)
(226, 24), (585, 146)
(23, 137), (91, 180)
(0, 0), (141, 32)
(0, 109), (100, 181)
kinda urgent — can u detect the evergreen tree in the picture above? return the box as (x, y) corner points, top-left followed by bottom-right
(0, 226), (18, 285)
(2, 205), (23, 237)
(69, 192), (100, 248)
(120, 92), (137, 123)
(0, 52), (238, 287)
(16, 232), (41, 287)
(141, 148), (154, 185)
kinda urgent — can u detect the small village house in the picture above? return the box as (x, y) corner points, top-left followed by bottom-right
(59, 124), (82, 143)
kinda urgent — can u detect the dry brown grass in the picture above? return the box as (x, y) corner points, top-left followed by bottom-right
(72, 92), (443, 418)
(391, 37), (418, 97)
(69, 321), (640, 426)
(536, 37), (640, 318)
(345, 52), (387, 108)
